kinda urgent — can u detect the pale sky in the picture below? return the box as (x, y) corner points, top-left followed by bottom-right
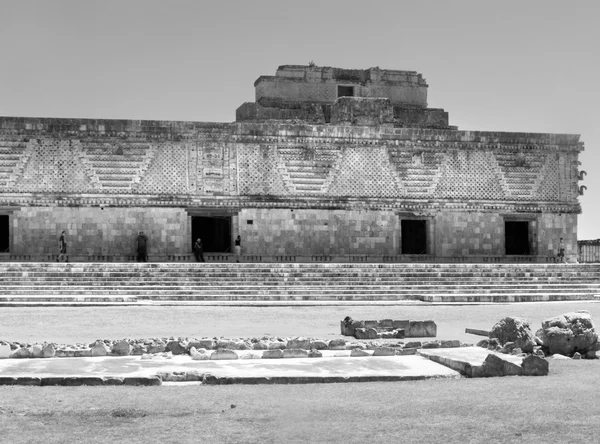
(1, 1), (598, 238)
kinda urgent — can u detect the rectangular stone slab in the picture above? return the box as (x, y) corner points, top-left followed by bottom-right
(418, 347), (523, 377)
(0, 355), (460, 384)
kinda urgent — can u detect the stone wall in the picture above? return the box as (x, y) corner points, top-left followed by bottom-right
(11, 207), (189, 258)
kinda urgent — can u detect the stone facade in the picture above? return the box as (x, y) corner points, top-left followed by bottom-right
(0, 65), (585, 262)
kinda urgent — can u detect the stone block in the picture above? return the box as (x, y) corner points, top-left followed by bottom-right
(308, 350), (323, 358)
(373, 347), (396, 356)
(165, 340), (187, 355)
(350, 349), (370, 357)
(392, 320), (410, 330)
(441, 340), (461, 348)
(521, 355), (549, 376)
(406, 321), (437, 338)
(123, 376), (161, 386)
(309, 340), (328, 350)
(283, 349), (308, 358)
(111, 340), (132, 356)
(102, 377), (124, 385)
(481, 353), (523, 377)
(191, 339), (215, 350)
(422, 341), (441, 349)
(355, 328), (378, 340)
(267, 341), (287, 350)
(42, 343), (56, 358)
(379, 319), (393, 328)
(210, 349), (238, 360)
(252, 341), (269, 350)
(91, 341), (111, 356)
(74, 348), (92, 357)
(328, 339), (346, 350)
(31, 344), (44, 358)
(404, 341), (422, 349)
(287, 337), (310, 349)
(262, 349), (284, 359)
(10, 347), (31, 358)
(396, 348), (417, 355)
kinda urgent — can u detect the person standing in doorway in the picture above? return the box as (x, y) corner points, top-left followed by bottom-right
(136, 231), (148, 262)
(57, 231), (67, 262)
(194, 238), (205, 262)
(558, 237), (565, 263)
(235, 235), (241, 263)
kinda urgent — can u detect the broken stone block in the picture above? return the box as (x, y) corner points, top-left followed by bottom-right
(422, 341), (441, 349)
(481, 353), (522, 377)
(309, 340), (329, 350)
(538, 311), (598, 356)
(406, 320), (437, 337)
(267, 341), (287, 350)
(31, 344), (43, 358)
(521, 354), (549, 376)
(10, 347), (31, 358)
(392, 320), (410, 330)
(42, 343), (56, 358)
(489, 317), (536, 353)
(441, 340), (461, 348)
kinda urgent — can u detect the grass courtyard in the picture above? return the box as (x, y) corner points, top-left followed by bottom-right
(1, 301), (599, 443)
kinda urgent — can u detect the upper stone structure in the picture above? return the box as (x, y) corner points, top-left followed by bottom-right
(236, 65), (452, 129)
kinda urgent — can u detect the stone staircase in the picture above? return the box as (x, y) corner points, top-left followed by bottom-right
(0, 263), (599, 305)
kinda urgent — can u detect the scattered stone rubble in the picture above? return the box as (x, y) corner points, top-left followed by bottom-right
(0, 335), (466, 360)
(478, 311), (599, 361)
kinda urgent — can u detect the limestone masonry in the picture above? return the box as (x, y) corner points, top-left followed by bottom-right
(0, 65), (586, 262)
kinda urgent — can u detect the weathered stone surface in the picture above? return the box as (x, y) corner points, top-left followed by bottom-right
(521, 355), (549, 376)
(283, 349), (308, 358)
(489, 317), (536, 353)
(188, 339), (214, 350)
(422, 341), (441, 349)
(441, 340), (461, 348)
(111, 340), (132, 356)
(538, 311), (598, 356)
(267, 341), (287, 350)
(91, 340), (111, 356)
(287, 337), (310, 349)
(147, 342), (166, 354)
(31, 344), (44, 358)
(252, 341), (269, 350)
(481, 353), (522, 377)
(210, 349), (238, 360)
(354, 328), (378, 340)
(190, 347), (211, 360)
(572, 352), (582, 360)
(262, 349), (284, 359)
(165, 340), (187, 355)
(309, 340), (328, 350)
(131, 344), (148, 355)
(406, 321), (437, 338)
(74, 348), (92, 357)
(404, 341), (422, 349)
(308, 349), (323, 358)
(350, 349), (370, 357)
(328, 339), (346, 350)
(373, 347), (396, 356)
(10, 347), (31, 358)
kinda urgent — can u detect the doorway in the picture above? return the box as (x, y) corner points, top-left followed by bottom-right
(401, 220), (427, 254)
(505, 221), (530, 255)
(0, 215), (8, 253)
(191, 216), (231, 253)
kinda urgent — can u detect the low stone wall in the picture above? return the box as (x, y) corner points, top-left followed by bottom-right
(0, 335), (465, 360)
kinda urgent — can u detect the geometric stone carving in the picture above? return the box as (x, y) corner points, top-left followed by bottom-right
(389, 149), (444, 196)
(495, 151), (545, 200)
(277, 145), (342, 194)
(0, 138), (33, 190)
(79, 141), (155, 193)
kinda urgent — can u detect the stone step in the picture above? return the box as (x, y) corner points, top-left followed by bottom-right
(0, 285), (600, 296)
(0, 293), (593, 302)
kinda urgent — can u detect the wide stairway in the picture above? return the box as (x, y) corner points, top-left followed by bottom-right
(1, 262), (599, 305)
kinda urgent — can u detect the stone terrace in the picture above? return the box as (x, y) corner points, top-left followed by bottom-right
(0, 262), (599, 305)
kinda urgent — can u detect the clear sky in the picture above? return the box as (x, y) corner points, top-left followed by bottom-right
(1, 1), (598, 238)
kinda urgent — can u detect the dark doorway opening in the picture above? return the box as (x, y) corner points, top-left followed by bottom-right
(191, 216), (231, 253)
(401, 220), (427, 254)
(0, 215), (8, 253)
(505, 221), (530, 255)
(337, 85), (354, 98)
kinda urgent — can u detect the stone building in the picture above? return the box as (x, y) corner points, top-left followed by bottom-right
(0, 65), (585, 262)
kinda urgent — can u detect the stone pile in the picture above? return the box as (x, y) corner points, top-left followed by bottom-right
(0, 336), (468, 360)
(479, 311), (599, 360)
